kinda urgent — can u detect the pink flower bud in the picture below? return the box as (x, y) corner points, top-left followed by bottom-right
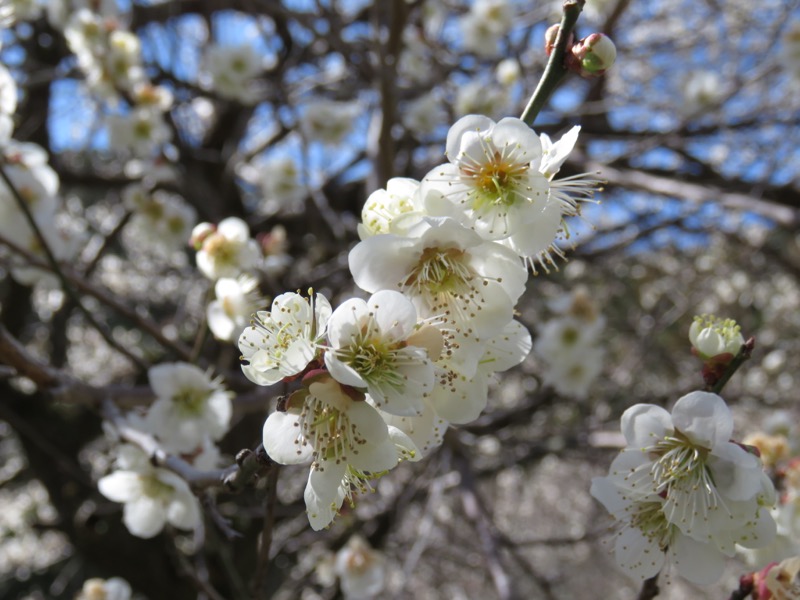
(571, 33), (616, 75)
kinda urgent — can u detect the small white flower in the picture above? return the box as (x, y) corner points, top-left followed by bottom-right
(108, 108), (171, 157)
(202, 43), (266, 104)
(349, 217), (527, 338)
(98, 445), (201, 539)
(357, 177), (424, 240)
(207, 274), (265, 342)
(76, 577), (132, 600)
(253, 155), (307, 214)
(301, 99), (360, 145)
(263, 374), (399, 530)
(239, 292), (332, 386)
(324, 290), (439, 417)
(681, 70), (727, 116)
(689, 314), (745, 359)
(591, 391), (777, 585)
(195, 217), (262, 280)
(422, 115), (550, 241)
(334, 535), (387, 600)
(145, 362), (233, 453)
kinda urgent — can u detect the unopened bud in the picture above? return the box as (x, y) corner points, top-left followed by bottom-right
(571, 33), (616, 75)
(544, 24), (562, 56)
(190, 222), (215, 250)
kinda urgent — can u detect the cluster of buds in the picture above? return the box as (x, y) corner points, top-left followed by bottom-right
(545, 24), (617, 77)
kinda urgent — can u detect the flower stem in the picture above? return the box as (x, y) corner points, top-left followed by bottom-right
(520, 0), (585, 127)
(710, 337), (755, 395)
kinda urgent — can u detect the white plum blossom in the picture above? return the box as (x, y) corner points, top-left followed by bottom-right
(301, 98), (361, 145)
(263, 374), (399, 530)
(250, 155), (307, 215)
(591, 392), (777, 584)
(422, 115), (551, 241)
(689, 314), (745, 359)
(334, 535), (387, 600)
(357, 177), (423, 240)
(681, 70), (727, 117)
(123, 184), (197, 251)
(193, 216), (263, 280)
(145, 362), (233, 453)
(108, 108), (171, 157)
(76, 577), (132, 600)
(349, 216), (527, 340)
(460, 14), (504, 58)
(429, 319), (530, 423)
(454, 79), (509, 118)
(203, 43), (266, 104)
(533, 288), (605, 399)
(238, 292), (332, 386)
(324, 290), (439, 417)
(402, 92), (448, 138)
(98, 444), (202, 539)
(495, 58), (521, 86)
(207, 274), (265, 342)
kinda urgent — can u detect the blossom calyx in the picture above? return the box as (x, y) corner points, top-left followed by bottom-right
(570, 33), (616, 76)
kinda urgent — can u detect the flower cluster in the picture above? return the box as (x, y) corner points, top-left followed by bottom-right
(0, 141), (81, 285)
(98, 362), (232, 538)
(533, 287), (605, 399)
(239, 113), (597, 529)
(738, 413), (800, 570)
(591, 391), (776, 584)
(62, 6), (174, 157)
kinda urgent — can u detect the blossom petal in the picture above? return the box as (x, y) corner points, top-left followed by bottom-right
(263, 411), (313, 465)
(98, 471), (143, 503)
(123, 497), (167, 538)
(671, 391), (733, 448)
(621, 404), (673, 449)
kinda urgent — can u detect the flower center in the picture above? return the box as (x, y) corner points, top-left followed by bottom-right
(461, 153), (529, 209)
(629, 499), (674, 551)
(300, 395), (364, 466)
(404, 246), (473, 297)
(139, 473), (175, 499)
(172, 386), (210, 416)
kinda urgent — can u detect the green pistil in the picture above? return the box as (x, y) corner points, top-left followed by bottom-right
(631, 500), (674, 550)
(172, 387), (210, 417)
(140, 474), (175, 499)
(407, 247), (471, 296)
(650, 434), (710, 491)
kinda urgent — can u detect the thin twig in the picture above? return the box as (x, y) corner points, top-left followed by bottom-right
(710, 337), (755, 395)
(0, 229), (194, 362)
(520, 0), (585, 126)
(0, 162), (148, 370)
(252, 465), (280, 597)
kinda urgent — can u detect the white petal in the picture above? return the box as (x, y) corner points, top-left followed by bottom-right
(669, 533), (725, 585)
(123, 497), (167, 538)
(349, 438), (398, 473)
(98, 471), (143, 503)
(671, 391), (733, 449)
(263, 411), (313, 465)
(446, 114), (495, 160)
(167, 492), (201, 530)
(621, 404), (673, 449)
(614, 527), (665, 581)
(305, 462), (347, 531)
(708, 443), (762, 501)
